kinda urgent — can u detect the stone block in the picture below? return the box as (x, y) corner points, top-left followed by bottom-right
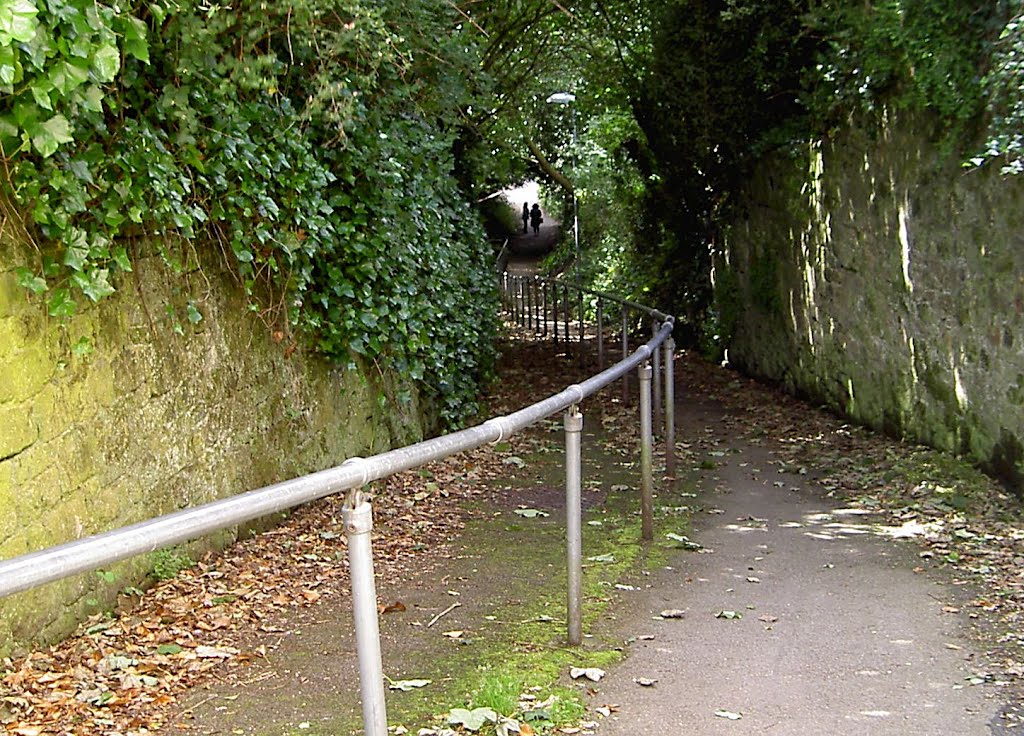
(0, 400), (37, 462)
(0, 271), (24, 320)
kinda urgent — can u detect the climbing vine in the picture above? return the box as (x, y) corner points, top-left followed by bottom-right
(973, 7), (1024, 174)
(0, 0), (497, 426)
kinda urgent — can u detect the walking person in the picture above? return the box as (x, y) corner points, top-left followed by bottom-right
(530, 203), (543, 235)
(521, 202), (529, 234)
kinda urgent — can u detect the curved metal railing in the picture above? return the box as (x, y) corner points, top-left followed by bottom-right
(0, 274), (677, 736)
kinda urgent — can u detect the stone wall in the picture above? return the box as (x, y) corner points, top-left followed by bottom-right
(0, 211), (426, 653)
(719, 108), (1024, 492)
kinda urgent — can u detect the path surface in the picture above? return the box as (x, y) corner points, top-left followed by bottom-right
(594, 391), (1010, 734)
(160, 218), (1020, 735)
(504, 202), (559, 275)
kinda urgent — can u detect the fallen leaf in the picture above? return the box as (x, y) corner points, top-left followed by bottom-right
(633, 677), (657, 687)
(441, 630), (464, 639)
(659, 609), (686, 619)
(714, 710), (742, 720)
(388, 678), (432, 691)
(379, 601), (407, 614)
(194, 645), (239, 659)
(666, 533), (703, 551)
(715, 610), (742, 620)
(570, 667), (605, 682)
(449, 706), (497, 730)
(513, 508), (549, 519)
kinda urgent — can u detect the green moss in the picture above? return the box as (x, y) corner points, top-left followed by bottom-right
(0, 400), (37, 461)
(1007, 374), (1024, 407)
(748, 249), (782, 316)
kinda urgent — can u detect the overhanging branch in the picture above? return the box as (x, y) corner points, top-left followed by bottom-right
(526, 139), (574, 195)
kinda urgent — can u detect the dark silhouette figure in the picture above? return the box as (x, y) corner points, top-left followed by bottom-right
(521, 202), (529, 234)
(529, 203), (543, 235)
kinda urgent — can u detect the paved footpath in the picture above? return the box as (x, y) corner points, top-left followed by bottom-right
(593, 393), (1015, 735)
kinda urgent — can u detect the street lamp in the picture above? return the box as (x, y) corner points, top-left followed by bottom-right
(546, 91), (582, 345)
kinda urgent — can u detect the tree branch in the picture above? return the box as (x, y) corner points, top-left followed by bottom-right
(525, 138), (574, 194)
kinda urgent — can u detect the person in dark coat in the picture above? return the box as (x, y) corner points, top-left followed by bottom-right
(521, 202), (529, 234)
(529, 203), (543, 235)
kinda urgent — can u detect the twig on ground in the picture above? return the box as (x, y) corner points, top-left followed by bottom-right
(427, 602), (462, 628)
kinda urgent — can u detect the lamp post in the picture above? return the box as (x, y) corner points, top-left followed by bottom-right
(546, 92), (582, 349)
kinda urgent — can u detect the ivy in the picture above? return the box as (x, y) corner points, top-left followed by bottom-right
(1, 0), (498, 426)
(973, 9), (1024, 174)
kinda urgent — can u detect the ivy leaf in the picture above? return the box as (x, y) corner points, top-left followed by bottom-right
(71, 336), (92, 356)
(14, 266), (46, 294)
(77, 84), (103, 112)
(186, 302), (202, 324)
(0, 0), (39, 45)
(30, 78), (52, 110)
(47, 288), (76, 317)
(49, 60), (89, 95)
(91, 42), (120, 82)
(72, 268), (115, 302)
(112, 246), (132, 272)
(0, 43), (18, 87)
(62, 231), (88, 270)
(30, 113), (73, 157)
(67, 158), (93, 183)
(121, 16), (149, 63)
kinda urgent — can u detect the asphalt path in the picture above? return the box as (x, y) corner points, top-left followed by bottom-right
(593, 397), (1010, 735)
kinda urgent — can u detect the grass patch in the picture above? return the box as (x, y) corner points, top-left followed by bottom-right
(383, 484), (676, 734)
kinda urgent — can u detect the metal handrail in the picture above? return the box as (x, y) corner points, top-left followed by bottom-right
(531, 273), (671, 322)
(0, 277), (676, 736)
(0, 322), (673, 599)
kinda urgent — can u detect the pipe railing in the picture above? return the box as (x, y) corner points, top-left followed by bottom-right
(501, 273), (675, 415)
(0, 275), (678, 736)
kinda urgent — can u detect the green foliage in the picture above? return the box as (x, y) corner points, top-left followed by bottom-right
(149, 547), (194, 581)
(1, 0), (498, 426)
(469, 671), (521, 715)
(973, 8), (1024, 174)
(802, 0), (1001, 144)
(563, 0), (1011, 344)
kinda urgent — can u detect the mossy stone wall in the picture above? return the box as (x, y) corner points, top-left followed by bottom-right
(0, 214), (426, 654)
(719, 108), (1024, 493)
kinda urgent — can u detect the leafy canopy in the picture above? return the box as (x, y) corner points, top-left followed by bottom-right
(1, 0), (498, 426)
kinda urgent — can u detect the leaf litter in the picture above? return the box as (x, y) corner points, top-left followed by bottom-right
(0, 335), (654, 735)
(7, 331), (1024, 732)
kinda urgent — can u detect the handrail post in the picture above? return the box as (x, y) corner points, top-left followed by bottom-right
(664, 336), (676, 477)
(512, 276), (520, 325)
(541, 278), (548, 338)
(527, 278), (534, 331)
(652, 322), (662, 439)
(577, 290), (584, 349)
(639, 363), (654, 541)
(564, 406), (584, 646)
(596, 298), (604, 372)
(563, 283), (571, 350)
(552, 282), (559, 344)
(343, 489), (388, 736)
(621, 308), (630, 404)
